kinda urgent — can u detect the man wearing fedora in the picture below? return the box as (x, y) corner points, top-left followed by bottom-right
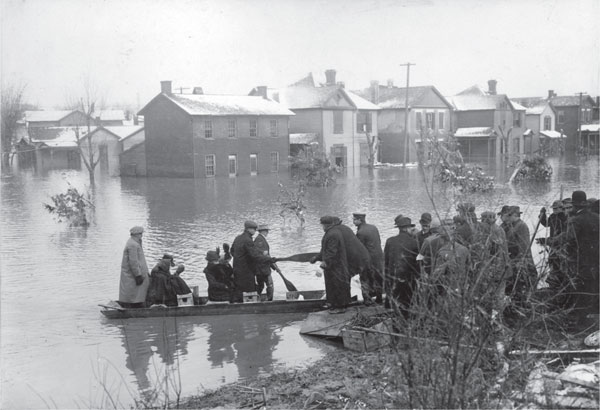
(549, 190), (599, 327)
(231, 220), (276, 303)
(416, 212), (433, 249)
(254, 224), (279, 301)
(119, 226), (150, 308)
(146, 253), (189, 307)
(505, 206), (537, 302)
(353, 212), (384, 305)
(384, 215), (419, 316)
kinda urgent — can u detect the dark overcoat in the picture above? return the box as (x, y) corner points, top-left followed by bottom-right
(384, 231), (419, 282)
(253, 233), (274, 277)
(231, 231), (271, 293)
(335, 223), (371, 276)
(356, 222), (384, 273)
(204, 262), (234, 302)
(319, 224), (352, 308)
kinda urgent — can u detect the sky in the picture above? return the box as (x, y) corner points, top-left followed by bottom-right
(1, 0), (599, 110)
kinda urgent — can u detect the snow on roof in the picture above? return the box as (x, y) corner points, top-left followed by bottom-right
(275, 85), (379, 110)
(540, 130), (566, 139)
(290, 133), (318, 144)
(31, 127), (97, 148)
(525, 104), (547, 115)
(167, 93), (295, 116)
(103, 125), (144, 140)
(94, 110), (125, 121)
(345, 90), (380, 110)
(25, 110), (74, 122)
(454, 127), (496, 137)
(581, 124), (600, 132)
(510, 100), (527, 111)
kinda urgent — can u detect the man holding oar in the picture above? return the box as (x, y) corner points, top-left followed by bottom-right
(254, 224), (279, 301)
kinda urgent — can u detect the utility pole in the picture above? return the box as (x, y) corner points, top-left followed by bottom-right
(577, 92), (584, 152)
(400, 62), (415, 167)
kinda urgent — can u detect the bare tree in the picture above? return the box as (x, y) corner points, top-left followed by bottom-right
(497, 125), (513, 162)
(365, 130), (379, 169)
(66, 75), (105, 186)
(1, 82), (27, 172)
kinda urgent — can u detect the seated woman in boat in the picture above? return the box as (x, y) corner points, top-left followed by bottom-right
(146, 253), (191, 307)
(203, 247), (234, 302)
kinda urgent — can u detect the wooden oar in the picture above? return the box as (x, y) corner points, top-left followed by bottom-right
(273, 266), (298, 292)
(277, 252), (320, 263)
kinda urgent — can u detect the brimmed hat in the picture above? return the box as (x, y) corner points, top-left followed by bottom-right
(508, 206), (522, 215)
(257, 224), (269, 231)
(551, 200), (564, 209)
(572, 190), (587, 207)
(244, 220), (258, 229)
(481, 211), (496, 219)
(352, 213), (366, 220)
(419, 212), (432, 225)
(130, 226), (144, 235)
(320, 215), (336, 225)
(497, 205), (510, 215)
(205, 250), (219, 262)
(160, 253), (176, 266)
(394, 215), (414, 228)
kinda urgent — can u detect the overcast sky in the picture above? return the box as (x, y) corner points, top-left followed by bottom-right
(1, 0), (598, 109)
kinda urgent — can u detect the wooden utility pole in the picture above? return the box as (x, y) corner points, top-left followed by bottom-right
(400, 62), (415, 167)
(577, 92), (584, 151)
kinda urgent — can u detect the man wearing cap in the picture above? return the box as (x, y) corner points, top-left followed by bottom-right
(254, 224), (279, 301)
(311, 216), (353, 313)
(505, 206), (537, 301)
(119, 226), (150, 308)
(384, 216), (419, 316)
(146, 253), (189, 306)
(498, 206), (511, 236)
(537, 200), (568, 292)
(416, 212), (433, 249)
(549, 190), (599, 326)
(353, 213), (384, 305)
(231, 220), (276, 303)
(204, 249), (234, 302)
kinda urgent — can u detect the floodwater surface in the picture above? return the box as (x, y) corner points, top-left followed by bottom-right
(1, 155), (598, 409)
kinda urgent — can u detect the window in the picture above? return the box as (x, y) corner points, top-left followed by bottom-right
(513, 113), (521, 127)
(558, 110), (565, 124)
(438, 112), (445, 130)
(250, 153), (258, 175)
(228, 120), (237, 138)
(543, 116), (552, 131)
(270, 120), (278, 137)
(356, 112), (372, 133)
(270, 152), (279, 172)
(333, 111), (343, 134)
(250, 119), (258, 137)
(416, 112), (423, 130)
(205, 155), (215, 177)
(228, 154), (237, 177)
(204, 120), (212, 139)
(426, 112), (435, 130)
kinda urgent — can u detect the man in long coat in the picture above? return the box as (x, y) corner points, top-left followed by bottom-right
(550, 191), (600, 326)
(353, 212), (384, 304)
(254, 224), (279, 301)
(384, 216), (420, 316)
(231, 220), (274, 303)
(505, 206), (537, 300)
(119, 225), (150, 308)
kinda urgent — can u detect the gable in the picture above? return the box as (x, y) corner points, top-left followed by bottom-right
(323, 90), (354, 109)
(414, 88), (451, 108)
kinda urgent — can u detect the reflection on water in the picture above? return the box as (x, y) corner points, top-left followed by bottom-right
(1, 156), (598, 409)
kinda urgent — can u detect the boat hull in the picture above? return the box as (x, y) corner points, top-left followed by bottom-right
(100, 299), (327, 319)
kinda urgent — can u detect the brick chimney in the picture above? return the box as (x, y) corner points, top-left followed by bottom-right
(325, 69), (337, 86)
(487, 79), (497, 95)
(387, 79), (394, 88)
(548, 89), (555, 99)
(370, 80), (380, 104)
(256, 86), (268, 99)
(192, 87), (204, 95)
(160, 80), (172, 94)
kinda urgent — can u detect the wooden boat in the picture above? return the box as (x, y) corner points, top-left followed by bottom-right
(100, 290), (327, 319)
(299, 305), (390, 337)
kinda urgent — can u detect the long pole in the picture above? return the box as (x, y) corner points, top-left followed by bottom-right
(577, 92), (583, 153)
(400, 62), (415, 167)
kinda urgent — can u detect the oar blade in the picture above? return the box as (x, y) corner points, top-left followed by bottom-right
(278, 252), (320, 263)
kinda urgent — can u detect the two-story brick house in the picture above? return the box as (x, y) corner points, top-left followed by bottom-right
(253, 70), (380, 168)
(139, 81), (294, 178)
(448, 80), (526, 160)
(355, 80), (453, 164)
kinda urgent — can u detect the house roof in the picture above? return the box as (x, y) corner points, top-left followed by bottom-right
(540, 130), (565, 139)
(103, 125), (144, 140)
(31, 127), (97, 148)
(290, 133), (318, 144)
(524, 104), (547, 115)
(551, 95), (595, 107)
(275, 84), (379, 110)
(581, 123), (600, 132)
(510, 100), (527, 111)
(454, 127), (496, 137)
(289, 73), (315, 87)
(141, 93), (295, 116)
(354, 85), (452, 110)
(24, 110), (76, 122)
(450, 84), (523, 111)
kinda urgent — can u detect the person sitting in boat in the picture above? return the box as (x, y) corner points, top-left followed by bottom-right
(146, 253), (190, 307)
(204, 248), (234, 302)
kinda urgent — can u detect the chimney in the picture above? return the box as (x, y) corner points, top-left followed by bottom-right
(370, 80), (380, 104)
(192, 87), (204, 95)
(160, 80), (172, 95)
(273, 92), (280, 102)
(387, 79), (394, 88)
(337, 81), (345, 88)
(488, 79), (497, 95)
(548, 89), (555, 99)
(325, 69), (337, 86)
(256, 85), (268, 99)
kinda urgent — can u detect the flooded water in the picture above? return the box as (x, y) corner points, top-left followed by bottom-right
(1, 155), (598, 409)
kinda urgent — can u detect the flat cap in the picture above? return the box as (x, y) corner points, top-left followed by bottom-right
(130, 226), (144, 235)
(257, 224), (269, 231)
(244, 220), (258, 229)
(320, 215), (336, 225)
(352, 213), (366, 219)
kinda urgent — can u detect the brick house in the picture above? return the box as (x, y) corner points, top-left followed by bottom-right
(253, 70), (380, 168)
(448, 80), (526, 160)
(355, 80), (453, 164)
(138, 81), (294, 178)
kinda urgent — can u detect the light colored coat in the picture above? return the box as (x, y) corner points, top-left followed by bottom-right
(119, 236), (149, 303)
